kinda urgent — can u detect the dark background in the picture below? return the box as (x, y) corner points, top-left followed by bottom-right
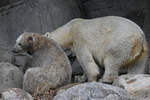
(0, 0), (149, 63)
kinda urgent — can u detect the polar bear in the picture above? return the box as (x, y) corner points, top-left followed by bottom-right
(44, 16), (148, 83)
(12, 32), (72, 93)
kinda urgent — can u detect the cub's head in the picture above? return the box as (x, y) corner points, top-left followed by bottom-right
(12, 32), (44, 54)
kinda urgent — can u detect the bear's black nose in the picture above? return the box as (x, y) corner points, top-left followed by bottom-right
(11, 48), (18, 53)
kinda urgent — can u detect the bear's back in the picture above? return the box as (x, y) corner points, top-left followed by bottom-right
(71, 16), (144, 49)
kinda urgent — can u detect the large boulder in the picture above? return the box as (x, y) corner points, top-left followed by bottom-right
(113, 74), (150, 100)
(53, 82), (136, 100)
(0, 46), (13, 63)
(0, 88), (33, 100)
(0, 62), (23, 92)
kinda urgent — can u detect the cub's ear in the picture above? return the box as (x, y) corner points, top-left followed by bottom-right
(27, 36), (33, 44)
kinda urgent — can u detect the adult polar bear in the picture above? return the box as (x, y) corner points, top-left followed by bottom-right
(44, 16), (148, 83)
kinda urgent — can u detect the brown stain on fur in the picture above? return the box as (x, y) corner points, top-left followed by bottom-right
(22, 32), (50, 53)
(30, 33), (47, 51)
(130, 38), (139, 57)
(125, 39), (148, 66)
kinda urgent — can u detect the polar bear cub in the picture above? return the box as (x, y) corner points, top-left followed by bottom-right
(44, 16), (148, 83)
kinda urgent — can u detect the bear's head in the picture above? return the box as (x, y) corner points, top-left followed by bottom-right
(12, 32), (45, 55)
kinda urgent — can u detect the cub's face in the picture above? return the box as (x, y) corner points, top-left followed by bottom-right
(12, 33), (34, 54)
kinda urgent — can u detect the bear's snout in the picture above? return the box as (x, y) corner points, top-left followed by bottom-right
(12, 47), (17, 53)
(12, 46), (20, 53)
(12, 44), (24, 53)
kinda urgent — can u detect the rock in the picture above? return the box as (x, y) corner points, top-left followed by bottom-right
(33, 88), (56, 100)
(113, 74), (150, 99)
(23, 39), (72, 94)
(54, 82), (135, 100)
(0, 88), (33, 100)
(56, 83), (81, 95)
(0, 0), (21, 7)
(0, 62), (23, 92)
(143, 0), (150, 50)
(0, 46), (13, 63)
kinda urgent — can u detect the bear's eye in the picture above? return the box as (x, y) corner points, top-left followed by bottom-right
(18, 43), (22, 46)
(45, 34), (47, 37)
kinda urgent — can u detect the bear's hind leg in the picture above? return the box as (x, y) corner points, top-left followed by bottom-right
(128, 55), (147, 74)
(102, 56), (121, 84)
(74, 46), (100, 82)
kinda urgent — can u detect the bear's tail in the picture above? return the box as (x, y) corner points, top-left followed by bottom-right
(129, 38), (148, 65)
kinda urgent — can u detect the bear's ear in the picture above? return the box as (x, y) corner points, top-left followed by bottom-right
(27, 36), (33, 44)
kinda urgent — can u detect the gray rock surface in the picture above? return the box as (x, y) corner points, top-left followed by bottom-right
(54, 82), (136, 100)
(0, 88), (33, 100)
(143, 0), (150, 51)
(0, 0), (21, 7)
(146, 58), (150, 74)
(0, 62), (23, 92)
(113, 74), (150, 100)
(56, 83), (81, 95)
(23, 38), (72, 94)
(0, 46), (13, 63)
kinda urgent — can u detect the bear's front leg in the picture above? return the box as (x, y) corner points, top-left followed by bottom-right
(74, 46), (99, 82)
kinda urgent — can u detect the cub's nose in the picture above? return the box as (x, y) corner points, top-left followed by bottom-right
(11, 47), (18, 53)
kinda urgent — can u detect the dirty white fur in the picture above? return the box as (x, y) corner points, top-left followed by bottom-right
(16, 34), (23, 43)
(44, 16), (148, 83)
(14, 35), (24, 52)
